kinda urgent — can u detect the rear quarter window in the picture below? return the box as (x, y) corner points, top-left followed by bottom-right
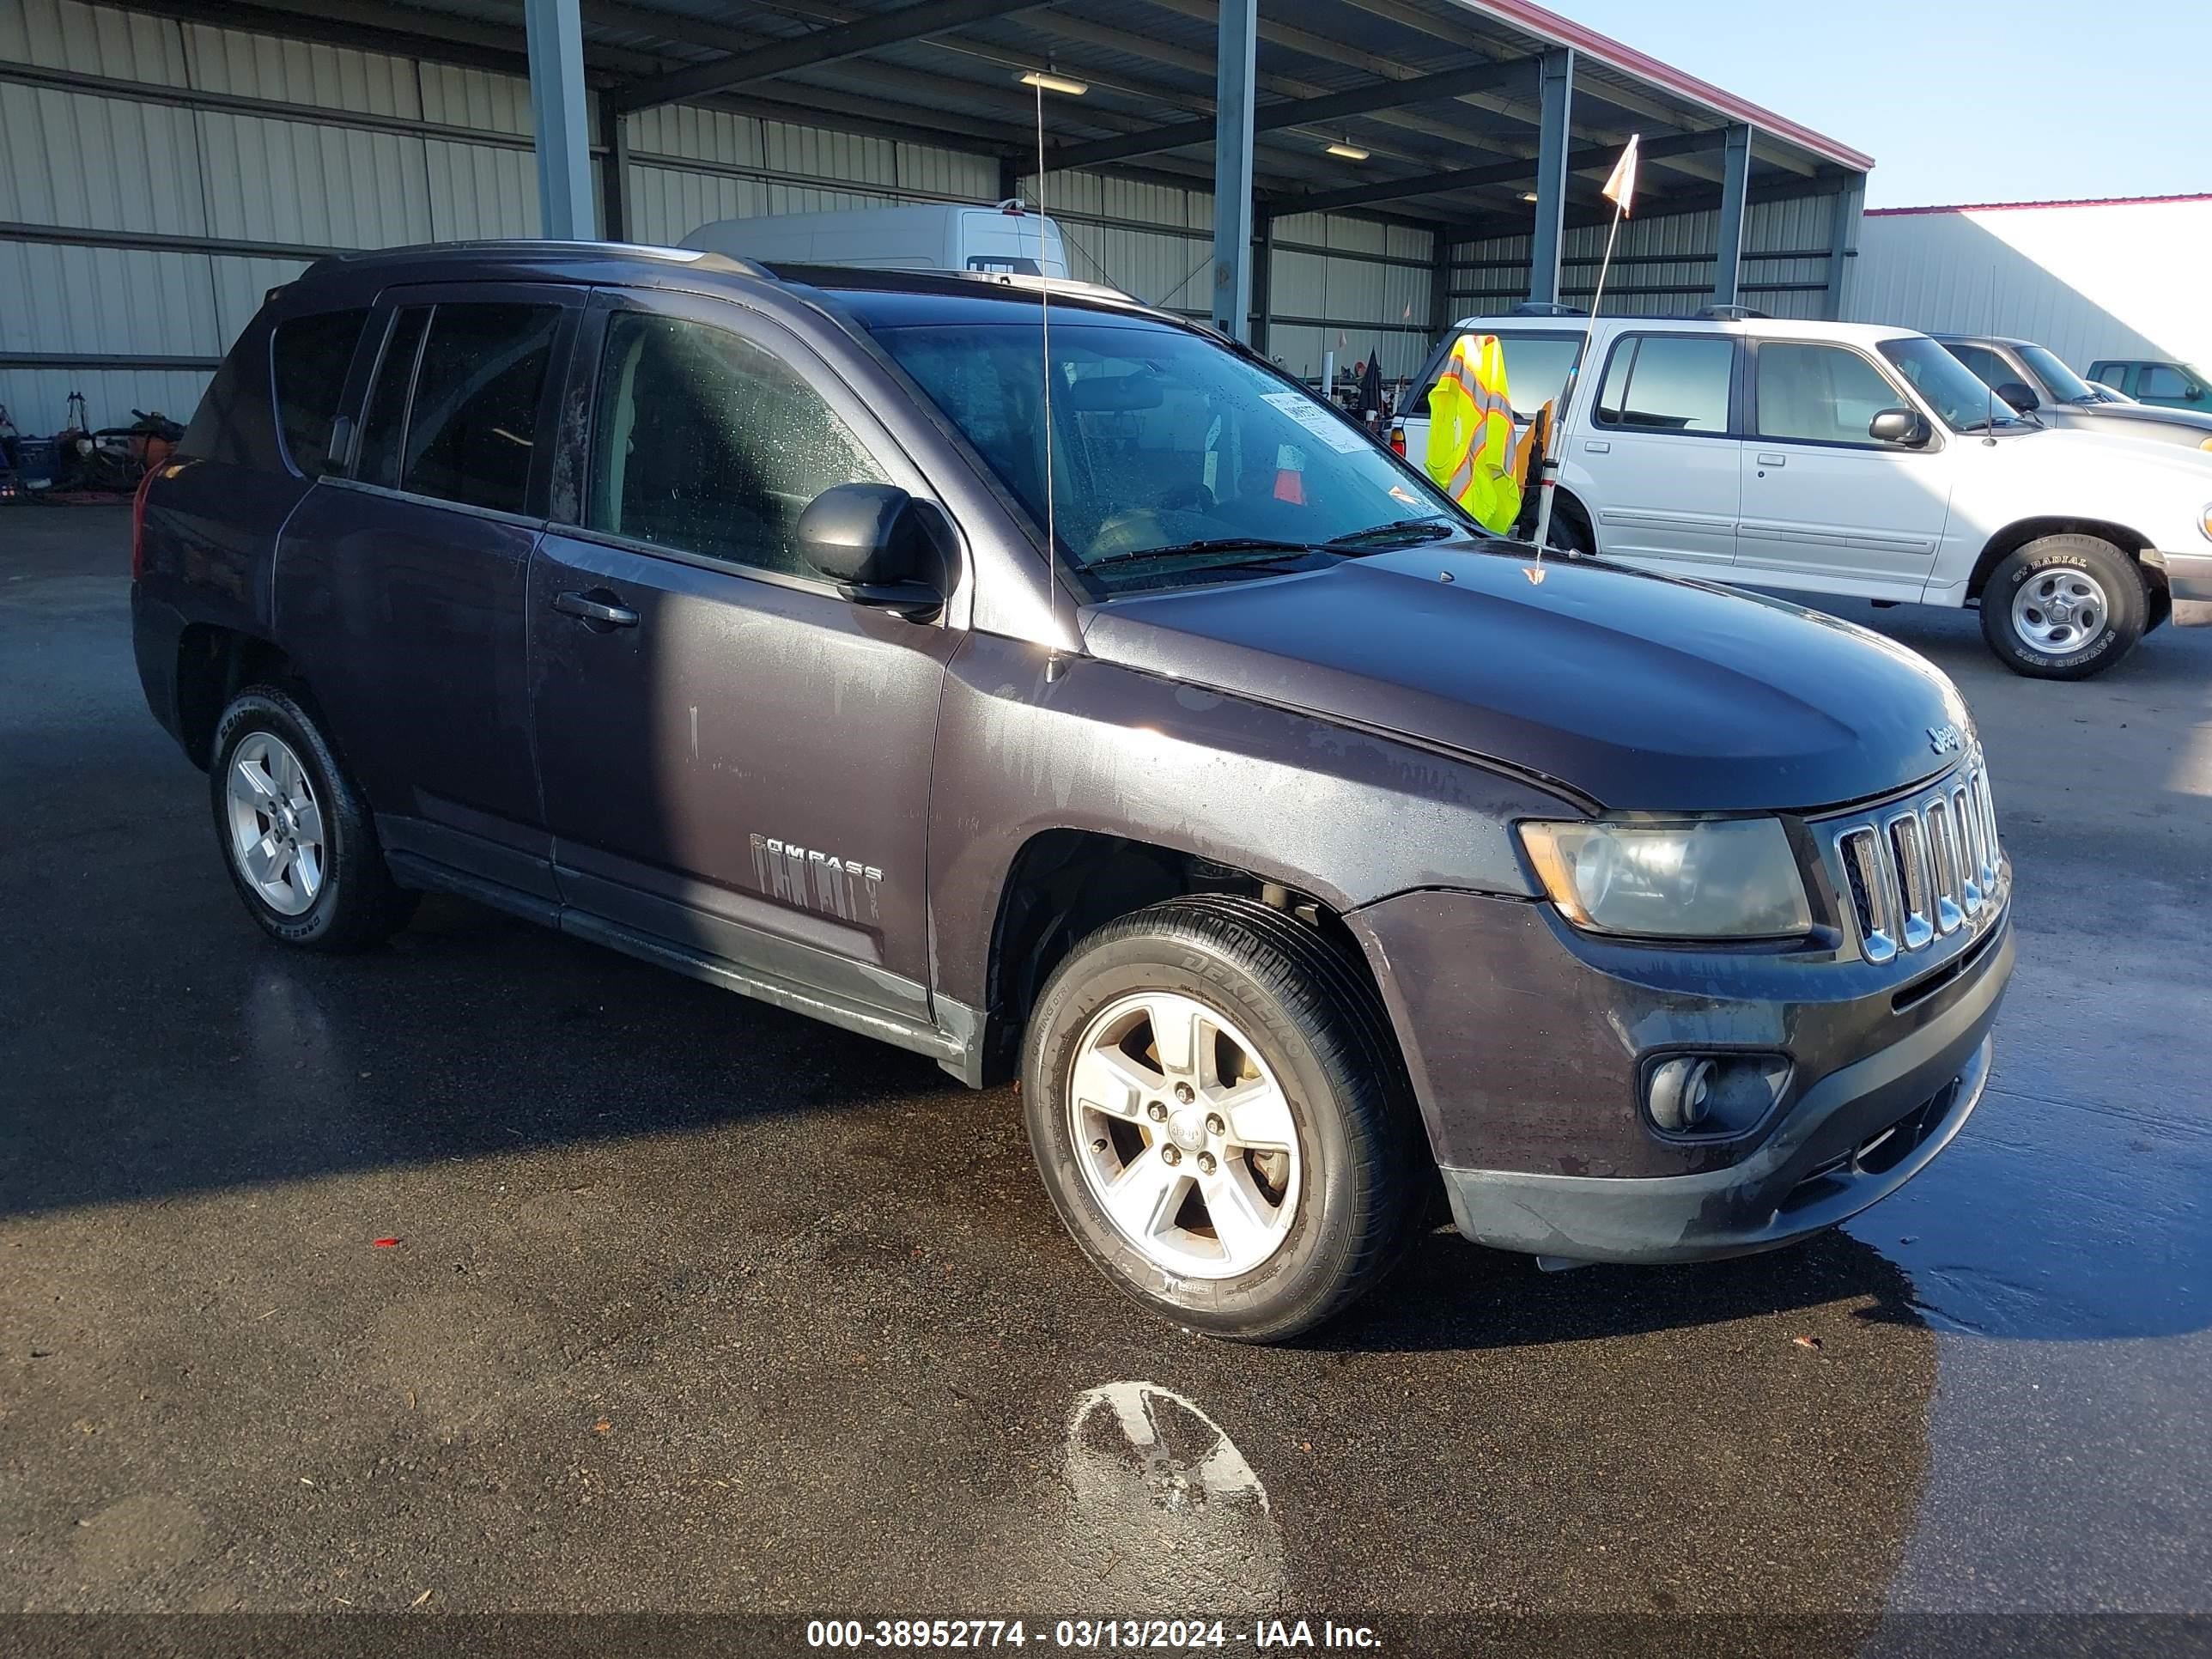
(271, 308), (370, 475)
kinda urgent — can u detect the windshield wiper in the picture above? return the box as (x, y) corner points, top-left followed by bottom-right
(1324, 517), (1460, 550)
(1959, 415), (2024, 433)
(1083, 537), (1316, 573)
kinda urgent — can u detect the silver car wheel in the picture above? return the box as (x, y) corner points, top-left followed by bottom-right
(2012, 567), (2110, 653)
(1066, 990), (1302, 1279)
(224, 732), (325, 917)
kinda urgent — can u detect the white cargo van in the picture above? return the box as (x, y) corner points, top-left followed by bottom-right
(683, 201), (1070, 280)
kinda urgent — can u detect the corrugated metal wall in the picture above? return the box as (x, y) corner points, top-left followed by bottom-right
(1015, 171), (1437, 387)
(1, 0), (1441, 434)
(1849, 198), (2212, 375)
(1451, 193), (1843, 322)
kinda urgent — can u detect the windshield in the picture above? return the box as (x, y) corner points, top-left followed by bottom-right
(1879, 336), (2029, 431)
(871, 319), (1471, 587)
(2018, 343), (2099, 403)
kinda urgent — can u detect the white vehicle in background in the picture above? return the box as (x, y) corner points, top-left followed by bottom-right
(684, 200), (1071, 280)
(1393, 310), (2212, 678)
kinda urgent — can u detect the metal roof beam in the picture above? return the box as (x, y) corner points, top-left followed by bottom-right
(1289, 126), (1725, 216)
(1042, 54), (1540, 173)
(605, 0), (1052, 114)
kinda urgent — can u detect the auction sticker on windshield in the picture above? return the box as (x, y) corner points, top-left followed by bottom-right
(1261, 391), (1371, 453)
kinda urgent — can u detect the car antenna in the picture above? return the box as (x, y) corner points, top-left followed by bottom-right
(1031, 77), (1071, 684)
(1979, 270), (2000, 447)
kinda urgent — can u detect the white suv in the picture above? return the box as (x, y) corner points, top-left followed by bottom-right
(1394, 313), (2212, 678)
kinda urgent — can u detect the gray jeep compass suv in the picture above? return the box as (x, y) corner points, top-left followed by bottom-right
(132, 241), (2014, 1341)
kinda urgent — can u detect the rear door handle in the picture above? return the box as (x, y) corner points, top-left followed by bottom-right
(1583, 440), (1611, 453)
(552, 589), (638, 628)
(1756, 453), (1788, 466)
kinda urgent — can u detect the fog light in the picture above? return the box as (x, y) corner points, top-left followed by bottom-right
(1647, 1057), (1714, 1132)
(1644, 1053), (1792, 1137)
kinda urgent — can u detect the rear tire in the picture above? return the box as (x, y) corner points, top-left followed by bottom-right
(209, 685), (416, 951)
(1021, 896), (1425, 1343)
(1979, 534), (2145, 679)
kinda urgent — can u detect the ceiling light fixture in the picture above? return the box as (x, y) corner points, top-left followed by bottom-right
(1326, 142), (1370, 161)
(1019, 70), (1089, 96)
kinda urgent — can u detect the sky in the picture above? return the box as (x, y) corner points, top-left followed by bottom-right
(1556, 0), (2212, 208)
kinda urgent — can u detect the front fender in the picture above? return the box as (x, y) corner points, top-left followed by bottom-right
(925, 633), (1565, 1011)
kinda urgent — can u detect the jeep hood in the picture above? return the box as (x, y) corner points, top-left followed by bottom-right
(1079, 544), (1972, 812)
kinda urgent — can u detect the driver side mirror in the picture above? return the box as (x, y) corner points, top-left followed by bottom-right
(1869, 407), (1931, 447)
(1993, 380), (2039, 413)
(797, 483), (949, 620)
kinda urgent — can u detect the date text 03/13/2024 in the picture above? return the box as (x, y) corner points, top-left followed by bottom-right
(804, 1619), (1384, 1649)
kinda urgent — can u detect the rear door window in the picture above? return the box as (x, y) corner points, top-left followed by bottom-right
(400, 303), (562, 514)
(271, 307), (369, 475)
(1595, 334), (1735, 434)
(1755, 343), (1906, 446)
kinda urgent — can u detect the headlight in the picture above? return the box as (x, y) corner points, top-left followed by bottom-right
(1518, 817), (1813, 940)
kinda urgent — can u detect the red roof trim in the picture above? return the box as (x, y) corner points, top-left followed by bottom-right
(1455, 0), (1876, 173)
(1867, 193), (2212, 216)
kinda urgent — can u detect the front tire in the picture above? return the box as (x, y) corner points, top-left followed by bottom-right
(1021, 896), (1425, 1342)
(1979, 535), (2146, 679)
(209, 686), (416, 950)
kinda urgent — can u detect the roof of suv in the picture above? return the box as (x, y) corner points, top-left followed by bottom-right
(283, 238), (1169, 331)
(1449, 313), (1924, 349)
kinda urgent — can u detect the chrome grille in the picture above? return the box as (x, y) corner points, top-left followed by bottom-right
(1831, 763), (2002, 964)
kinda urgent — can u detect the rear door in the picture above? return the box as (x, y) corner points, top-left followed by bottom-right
(1572, 330), (1742, 574)
(528, 286), (959, 1018)
(1734, 337), (1954, 602)
(277, 284), (580, 898)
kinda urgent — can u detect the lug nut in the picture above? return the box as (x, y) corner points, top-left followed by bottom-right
(1205, 1113), (1225, 1135)
(1146, 1101), (1168, 1121)
(1197, 1152), (1216, 1175)
(1174, 1082), (1195, 1104)
(1161, 1145), (1182, 1166)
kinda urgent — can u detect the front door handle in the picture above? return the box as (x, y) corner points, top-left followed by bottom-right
(552, 588), (638, 629)
(1583, 440), (1611, 453)
(1756, 453), (1788, 466)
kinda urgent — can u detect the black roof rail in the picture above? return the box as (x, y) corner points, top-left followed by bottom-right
(1510, 301), (1588, 317)
(1695, 303), (1771, 320)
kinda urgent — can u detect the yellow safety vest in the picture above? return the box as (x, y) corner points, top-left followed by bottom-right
(1425, 333), (1520, 533)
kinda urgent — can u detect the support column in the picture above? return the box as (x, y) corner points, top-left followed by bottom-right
(1824, 173), (1867, 320)
(1252, 209), (1274, 354)
(524, 0), (594, 239)
(1711, 123), (1752, 307)
(597, 101), (632, 242)
(1208, 0), (1258, 339)
(1526, 48), (1573, 307)
(1430, 225), (1456, 337)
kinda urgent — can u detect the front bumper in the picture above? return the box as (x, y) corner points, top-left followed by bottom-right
(1348, 882), (2013, 1266)
(2148, 547), (2212, 626)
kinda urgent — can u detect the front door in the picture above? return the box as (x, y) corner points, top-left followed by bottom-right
(277, 286), (580, 896)
(529, 287), (959, 1023)
(2136, 362), (2209, 410)
(1734, 338), (1954, 603)
(1572, 331), (1742, 575)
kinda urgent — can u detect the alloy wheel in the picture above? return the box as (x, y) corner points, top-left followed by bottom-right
(1066, 990), (1302, 1279)
(224, 732), (325, 916)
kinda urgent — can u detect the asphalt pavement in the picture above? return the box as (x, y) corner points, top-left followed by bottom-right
(2, 508), (2206, 1633)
